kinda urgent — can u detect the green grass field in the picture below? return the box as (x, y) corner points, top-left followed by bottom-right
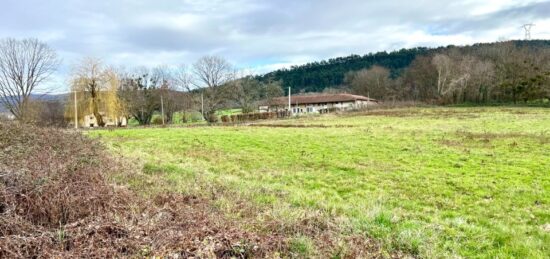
(90, 107), (550, 258)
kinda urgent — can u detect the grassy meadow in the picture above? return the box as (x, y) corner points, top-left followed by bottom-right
(89, 107), (550, 258)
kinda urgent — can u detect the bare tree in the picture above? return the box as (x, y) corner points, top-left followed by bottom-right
(263, 80), (284, 105)
(153, 65), (182, 123)
(173, 65), (197, 122)
(402, 55), (438, 101)
(192, 56), (234, 121)
(193, 56), (233, 89)
(468, 58), (496, 103)
(0, 38), (60, 120)
(174, 64), (192, 91)
(345, 65), (391, 100)
(118, 67), (160, 125)
(432, 54), (453, 98)
(447, 55), (475, 102)
(230, 75), (261, 113)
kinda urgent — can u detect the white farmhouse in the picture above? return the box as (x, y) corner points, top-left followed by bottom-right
(83, 113), (127, 128)
(260, 93), (378, 114)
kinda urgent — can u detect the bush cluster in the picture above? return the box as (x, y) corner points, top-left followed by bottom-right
(221, 111), (290, 123)
(151, 116), (164, 125)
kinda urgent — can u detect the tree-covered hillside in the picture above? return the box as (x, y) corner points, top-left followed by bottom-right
(258, 40), (550, 94)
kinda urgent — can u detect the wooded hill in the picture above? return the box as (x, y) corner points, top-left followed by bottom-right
(257, 40), (550, 103)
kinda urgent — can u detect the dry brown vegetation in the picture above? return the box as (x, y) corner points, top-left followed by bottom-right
(0, 122), (290, 257)
(0, 122), (398, 258)
(343, 107), (492, 119)
(455, 130), (550, 143)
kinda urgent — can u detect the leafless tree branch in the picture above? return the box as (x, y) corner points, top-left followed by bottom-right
(0, 38), (60, 120)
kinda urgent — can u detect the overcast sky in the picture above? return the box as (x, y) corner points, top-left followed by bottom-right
(1, 0), (549, 92)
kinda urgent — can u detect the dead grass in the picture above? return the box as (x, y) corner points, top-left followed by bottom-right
(455, 130), (550, 144)
(116, 159), (402, 258)
(347, 107), (485, 119)
(0, 122), (288, 258)
(248, 124), (355, 128)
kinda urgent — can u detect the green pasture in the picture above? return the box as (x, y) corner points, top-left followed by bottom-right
(90, 107), (550, 258)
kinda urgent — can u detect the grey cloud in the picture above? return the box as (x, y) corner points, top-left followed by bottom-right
(429, 1), (550, 34)
(119, 25), (229, 52)
(0, 0), (549, 91)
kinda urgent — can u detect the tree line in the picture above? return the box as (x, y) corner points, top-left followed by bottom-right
(0, 38), (284, 126)
(68, 56), (285, 125)
(1, 38), (549, 127)
(259, 40), (550, 104)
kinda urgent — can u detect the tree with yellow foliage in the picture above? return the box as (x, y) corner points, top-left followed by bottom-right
(103, 69), (126, 125)
(66, 58), (125, 127)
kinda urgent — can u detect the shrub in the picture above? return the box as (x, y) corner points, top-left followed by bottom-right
(206, 113), (218, 123)
(180, 113), (188, 123)
(218, 111), (294, 123)
(221, 115), (230, 123)
(151, 116), (164, 125)
(0, 123), (116, 228)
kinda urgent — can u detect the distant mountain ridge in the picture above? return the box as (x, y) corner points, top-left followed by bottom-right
(0, 93), (68, 113)
(257, 40), (550, 93)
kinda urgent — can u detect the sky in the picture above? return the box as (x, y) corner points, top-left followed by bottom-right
(1, 0), (549, 92)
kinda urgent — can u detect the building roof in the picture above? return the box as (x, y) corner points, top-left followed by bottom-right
(268, 93), (377, 106)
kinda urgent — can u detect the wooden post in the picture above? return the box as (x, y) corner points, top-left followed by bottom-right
(74, 91), (78, 129)
(288, 87), (291, 114)
(161, 94), (165, 125)
(201, 92), (204, 120)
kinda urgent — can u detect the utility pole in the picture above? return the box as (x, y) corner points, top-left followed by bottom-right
(522, 23), (535, 40)
(367, 92), (370, 111)
(288, 87), (291, 114)
(201, 92), (204, 120)
(73, 91), (78, 129)
(160, 94), (165, 125)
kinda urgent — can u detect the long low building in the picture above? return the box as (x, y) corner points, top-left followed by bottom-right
(260, 93), (378, 114)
